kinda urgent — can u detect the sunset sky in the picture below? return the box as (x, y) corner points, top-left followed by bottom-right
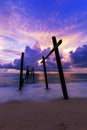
(0, 0), (87, 71)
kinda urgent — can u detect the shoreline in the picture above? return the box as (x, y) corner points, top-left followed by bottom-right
(0, 82), (87, 103)
(0, 98), (87, 130)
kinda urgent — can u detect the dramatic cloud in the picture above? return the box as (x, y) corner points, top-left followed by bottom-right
(1, 43), (87, 70)
(0, 0), (87, 71)
(2, 49), (21, 56)
(0, 43), (52, 70)
(0, 42), (71, 70)
(70, 44), (87, 68)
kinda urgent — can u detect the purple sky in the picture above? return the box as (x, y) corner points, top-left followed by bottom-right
(0, 0), (87, 71)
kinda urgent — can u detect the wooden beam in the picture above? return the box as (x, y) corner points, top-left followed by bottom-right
(41, 39), (62, 63)
(42, 56), (49, 89)
(52, 36), (69, 99)
(19, 52), (24, 90)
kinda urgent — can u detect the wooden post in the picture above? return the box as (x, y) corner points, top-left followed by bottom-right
(52, 36), (69, 99)
(25, 66), (29, 80)
(42, 56), (49, 89)
(19, 52), (24, 90)
(32, 68), (35, 81)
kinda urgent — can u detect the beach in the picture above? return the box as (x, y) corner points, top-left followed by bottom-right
(0, 98), (87, 130)
(0, 71), (87, 129)
(0, 0), (87, 129)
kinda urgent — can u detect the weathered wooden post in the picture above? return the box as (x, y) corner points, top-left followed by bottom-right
(52, 36), (68, 99)
(42, 56), (49, 89)
(19, 52), (24, 90)
(32, 68), (35, 81)
(25, 66), (29, 80)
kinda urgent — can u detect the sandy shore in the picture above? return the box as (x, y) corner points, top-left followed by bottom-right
(0, 99), (87, 130)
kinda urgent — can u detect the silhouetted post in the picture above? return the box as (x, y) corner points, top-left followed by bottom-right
(25, 66), (29, 80)
(32, 68), (35, 81)
(42, 56), (48, 89)
(26, 66), (29, 75)
(52, 36), (68, 99)
(19, 52), (24, 90)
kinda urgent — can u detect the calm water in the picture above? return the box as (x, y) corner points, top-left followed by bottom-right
(0, 69), (87, 103)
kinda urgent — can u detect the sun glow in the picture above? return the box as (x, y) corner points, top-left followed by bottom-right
(37, 60), (42, 66)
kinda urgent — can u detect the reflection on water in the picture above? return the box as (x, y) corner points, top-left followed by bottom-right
(0, 69), (87, 102)
(0, 69), (87, 87)
(34, 72), (87, 84)
(64, 73), (87, 83)
(0, 73), (19, 87)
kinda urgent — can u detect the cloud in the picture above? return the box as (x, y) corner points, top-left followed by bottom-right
(0, 42), (71, 70)
(2, 49), (21, 56)
(0, 0), (87, 65)
(0, 62), (14, 69)
(70, 44), (87, 68)
(22, 44), (51, 70)
(0, 0), (87, 70)
(11, 43), (52, 70)
(1, 42), (87, 71)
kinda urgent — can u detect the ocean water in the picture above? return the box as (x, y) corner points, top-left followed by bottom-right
(0, 69), (87, 103)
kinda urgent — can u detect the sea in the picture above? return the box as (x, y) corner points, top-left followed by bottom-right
(0, 69), (87, 103)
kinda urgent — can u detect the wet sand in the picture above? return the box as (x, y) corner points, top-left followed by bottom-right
(0, 98), (87, 130)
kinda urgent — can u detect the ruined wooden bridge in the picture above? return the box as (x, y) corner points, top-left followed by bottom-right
(19, 36), (69, 100)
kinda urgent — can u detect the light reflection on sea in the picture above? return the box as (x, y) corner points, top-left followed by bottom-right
(0, 69), (87, 103)
(0, 69), (87, 87)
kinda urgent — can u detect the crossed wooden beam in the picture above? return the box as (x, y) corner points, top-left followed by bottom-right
(41, 39), (62, 63)
(41, 36), (69, 100)
(19, 36), (69, 99)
